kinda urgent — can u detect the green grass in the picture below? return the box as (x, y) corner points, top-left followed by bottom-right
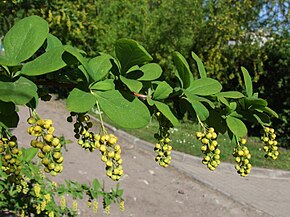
(92, 113), (290, 171)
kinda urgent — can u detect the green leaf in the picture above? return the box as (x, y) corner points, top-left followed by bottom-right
(115, 38), (153, 73)
(187, 78), (222, 96)
(147, 96), (155, 106)
(90, 79), (115, 91)
(67, 88), (96, 113)
(184, 90), (215, 108)
(153, 81), (173, 100)
(116, 189), (124, 197)
(138, 63), (162, 81)
(95, 90), (150, 129)
(206, 110), (227, 134)
(0, 100), (15, 114)
(241, 67), (253, 97)
(250, 104), (278, 119)
(215, 91), (245, 99)
(154, 101), (178, 126)
(0, 56), (19, 66)
(0, 77), (37, 105)
(3, 15), (49, 62)
(244, 97), (268, 108)
(45, 33), (63, 51)
(120, 75), (143, 93)
(92, 179), (100, 191)
(253, 111), (270, 125)
(0, 111), (19, 128)
(185, 98), (209, 121)
(173, 51), (193, 89)
(21, 46), (66, 76)
(191, 52), (206, 78)
(226, 115), (247, 137)
(229, 102), (237, 111)
(217, 96), (230, 107)
(64, 45), (91, 82)
(257, 106), (279, 118)
(22, 147), (38, 163)
(89, 54), (113, 81)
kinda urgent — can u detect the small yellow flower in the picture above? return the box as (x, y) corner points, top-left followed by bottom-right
(52, 181), (57, 189)
(35, 204), (41, 214)
(105, 205), (110, 215)
(41, 201), (47, 211)
(34, 184), (41, 198)
(87, 200), (92, 208)
(60, 195), (66, 210)
(72, 200), (78, 212)
(44, 193), (51, 202)
(93, 201), (98, 214)
(49, 211), (54, 217)
(119, 200), (125, 212)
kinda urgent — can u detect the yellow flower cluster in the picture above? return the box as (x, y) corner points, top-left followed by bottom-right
(233, 139), (252, 177)
(154, 112), (173, 168)
(105, 205), (111, 215)
(34, 183), (41, 198)
(261, 127), (279, 160)
(119, 200), (125, 212)
(27, 116), (64, 176)
(68, 113), (96, 152)
(96, 133), (124, 181)
(196, 127), (220, 171)
(60, 195), (66, 210)
(0, 135), (23, 177)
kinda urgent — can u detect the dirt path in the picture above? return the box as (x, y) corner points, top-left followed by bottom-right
(12, 98), (285, 217)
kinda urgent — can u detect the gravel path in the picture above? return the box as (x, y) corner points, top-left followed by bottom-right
(12, 98), (290, 217)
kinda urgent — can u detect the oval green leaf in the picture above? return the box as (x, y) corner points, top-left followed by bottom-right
(89, 54), (113, 81)
(67, 88), (96, 113)
(21, 46), (66, 76)
(226, 115), (248, 137)
(244, 97), (268, 108)
(95, 90), (150, 129)
(0, 77), (37, 105)
(184, 90), (215, 108)
(154, 101), (178, 127)
(185, 98), (209, 121)
(64, 45), (91, 82)
(120, 76), (143, 93)
(90, 79), (115, 91)
(138, 63), (162, 81)
(241, 67), (253, 97)
(22, 147), (38, 163)
(153, 81), (173, 100)
(0, 111), (19, 128)
(4, 15), (49, 62)
(173, 51), (193, 89)
(115, 39), (153, 73)
(215, 91), (245, 99)
(187, 78), (222, 96)
(191, 51), (207, 78)
(46, 33), (63, 51)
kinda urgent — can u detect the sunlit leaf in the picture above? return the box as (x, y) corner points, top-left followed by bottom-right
(241, 67), (253, 97)
(4, 15), (49, 62)
(226, 115), (247, 137)
(115, 39), (153, 73)
(95, 90), (150, 128)
(67, 88), (96, 112)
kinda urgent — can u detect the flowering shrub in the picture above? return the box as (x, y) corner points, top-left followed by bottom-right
(0, 16), (279, 216)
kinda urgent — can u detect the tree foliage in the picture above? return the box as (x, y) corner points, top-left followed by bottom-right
(0, 0), (289, 146)
(0, 14), (281, 216)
